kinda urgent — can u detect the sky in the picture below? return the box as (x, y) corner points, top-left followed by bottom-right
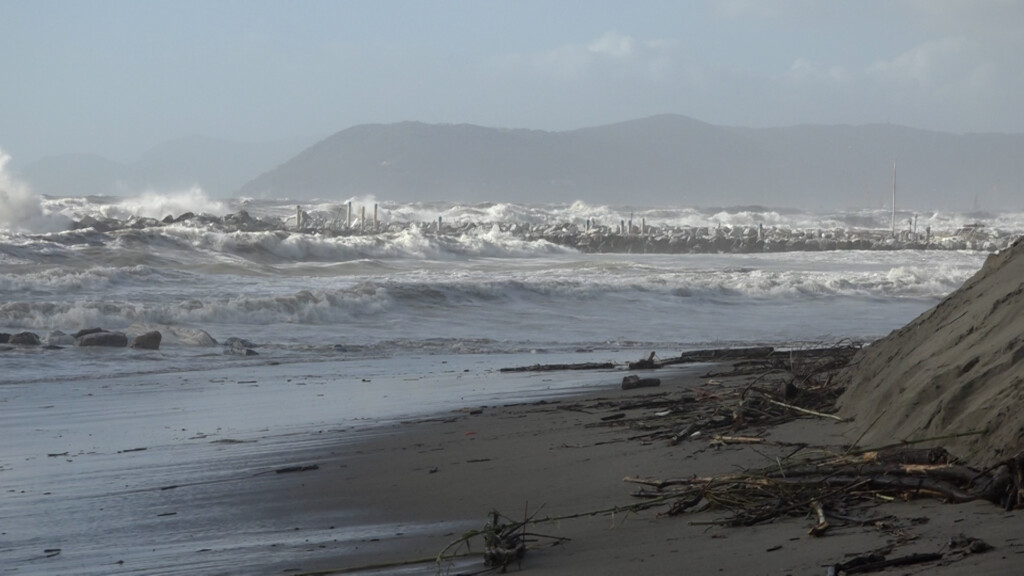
(2, 0), (1023, 166)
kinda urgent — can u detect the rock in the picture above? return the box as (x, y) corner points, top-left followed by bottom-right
(73, 327), (105, 339)
(0, 333), (9, 344)
(223, 337), (258, 349)
(130, 331), (162, 350)
(47, 330), (76, 346)
(10, 332), (41, 345)
(77, 331), (128, 347)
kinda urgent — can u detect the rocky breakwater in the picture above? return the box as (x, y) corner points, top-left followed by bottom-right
(0, 327), (265, 357)
(65, 209), (1020, 254)
(522, 222), (1018, 254)
(1, 328), (163, 350)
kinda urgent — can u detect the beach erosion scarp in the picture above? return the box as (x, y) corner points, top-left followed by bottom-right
(837, 236), (1024, 467)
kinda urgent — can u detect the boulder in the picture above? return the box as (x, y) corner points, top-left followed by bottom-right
(77, 331), (128, 347)
(0, 333), (9, 343)
(73, 327), (106, 339)
(10, 332), (41, 345)
(223, 337), (258, 349)
(130, 331), (162, 350)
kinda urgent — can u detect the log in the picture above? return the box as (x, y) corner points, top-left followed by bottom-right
(830, 552), (943, 574)
(499, 362), (616, 373)
(622, 376), (661, 390)
(654, 346), (775, 368)
(711, 435), (765, 445)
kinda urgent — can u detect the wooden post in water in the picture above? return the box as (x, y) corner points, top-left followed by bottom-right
(437, 216), (442, 233)
(346, 201), (352, 230)
(296, 205), (302, 230)
(360, 206), (366, 232)
(373, 203), (378, 232)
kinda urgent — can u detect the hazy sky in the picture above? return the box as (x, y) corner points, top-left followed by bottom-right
(2, 0), (1023, 166)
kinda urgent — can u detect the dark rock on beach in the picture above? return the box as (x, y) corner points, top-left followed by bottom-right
(10, 332), (41, 346)
(130, 331), (162, 350)
(77, 331), (129, 347)
(0, 333), (9, 344)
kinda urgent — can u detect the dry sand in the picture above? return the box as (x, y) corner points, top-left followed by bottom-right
(278, 369), (1021, 575)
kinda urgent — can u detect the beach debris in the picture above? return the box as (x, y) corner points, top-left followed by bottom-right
(275, 464), (319, 474)
(579, 345), (851, 445)
(630, 346), (778, 369)
(826, 551), (944, 575)
(621, 375), (660, 390)
(435, 507), (570, 574)
(499, 361), (616, 372)
(947, 533), (993, 555)
(622, 446), (1024, 527)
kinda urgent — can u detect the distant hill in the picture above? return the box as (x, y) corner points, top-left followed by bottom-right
(238, 115), (1024, 210)
(20, 135), (311, 198)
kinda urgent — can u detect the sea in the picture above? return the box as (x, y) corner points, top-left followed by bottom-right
(2, 172), (1023, 573)
(4, 187), (1022, 386)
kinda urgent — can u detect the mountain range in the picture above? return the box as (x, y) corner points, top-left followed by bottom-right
(19, 115), (1024, 210)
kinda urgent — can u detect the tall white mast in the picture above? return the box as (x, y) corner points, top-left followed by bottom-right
(891, 158), (897, 238)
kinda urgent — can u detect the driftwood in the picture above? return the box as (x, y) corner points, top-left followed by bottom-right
(622, 446), (1024, 528)
(435, 508), (570, 574)
(829, 552), (944, 575)
(499, 362), (616, 373)
(621, 375), (661, 390)
(629, 346), (776, 369)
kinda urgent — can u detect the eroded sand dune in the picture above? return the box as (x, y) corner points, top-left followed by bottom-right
(838, 237), (1024, 466)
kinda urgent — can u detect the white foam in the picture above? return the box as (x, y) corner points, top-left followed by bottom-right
(0, 151), (71, 233)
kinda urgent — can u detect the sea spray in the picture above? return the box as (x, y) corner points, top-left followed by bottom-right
(0, 151), (69, 233)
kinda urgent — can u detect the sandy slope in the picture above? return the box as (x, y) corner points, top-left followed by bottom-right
(837, 237), (1024, 466)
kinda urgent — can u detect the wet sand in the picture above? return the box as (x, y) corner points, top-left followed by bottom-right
(4, 364), (1020, 575)
(284, 370), (1021, 576)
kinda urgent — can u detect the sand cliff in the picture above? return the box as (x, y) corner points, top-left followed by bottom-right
(838, 236), (1024, 466)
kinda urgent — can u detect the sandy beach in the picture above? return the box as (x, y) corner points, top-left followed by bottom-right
(3, 357), (1021, 575)
(281, 367), (1021, 576)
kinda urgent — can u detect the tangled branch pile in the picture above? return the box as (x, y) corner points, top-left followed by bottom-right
(573, 344), (856, 446)
(624, 446), (1024, 530)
